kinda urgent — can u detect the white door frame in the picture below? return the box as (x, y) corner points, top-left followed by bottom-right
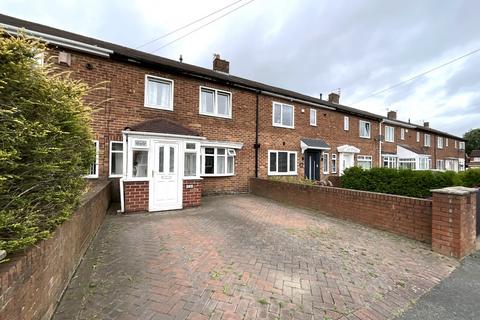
(339, 152), (355, 176)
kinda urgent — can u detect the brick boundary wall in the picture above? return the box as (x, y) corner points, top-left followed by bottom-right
(124, 181), (149, 213)
(250, 178), (433, 243)
(183, 179), (202, 208)
(0, 180), (111, 320)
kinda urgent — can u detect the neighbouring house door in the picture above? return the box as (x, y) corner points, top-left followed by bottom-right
(150, 142), (182, 211)
(339, 153), (354, 175)
(304, 150), (320, 180)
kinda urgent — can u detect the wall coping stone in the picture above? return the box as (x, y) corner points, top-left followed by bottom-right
(431, 186), (478, 195)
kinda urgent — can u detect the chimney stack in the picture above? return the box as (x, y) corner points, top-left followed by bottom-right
(328, 92), (340, 104)
(387, 110), (397, 120)
(423, 121), (430, 128)
(213, 54), (229, 73)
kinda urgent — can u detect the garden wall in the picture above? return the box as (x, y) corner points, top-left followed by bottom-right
(0, 180), (111, 320)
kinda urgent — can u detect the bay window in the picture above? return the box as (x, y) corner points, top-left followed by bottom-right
(201, 147), (235, 176)
(399, 158), (416, 170)
(268, 150), (297, 175)
(383, 156), (397, 168)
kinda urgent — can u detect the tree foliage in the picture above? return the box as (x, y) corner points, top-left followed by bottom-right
(464, 128), (480, 155)
(0, 32), (95, 254)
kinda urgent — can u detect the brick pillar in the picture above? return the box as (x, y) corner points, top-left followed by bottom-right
(431, 187), (477, 259)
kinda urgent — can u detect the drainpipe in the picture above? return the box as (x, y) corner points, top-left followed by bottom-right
(379, 120), (384, 168)
(119, 133), (127, 213)
(254, 91), (260, 178)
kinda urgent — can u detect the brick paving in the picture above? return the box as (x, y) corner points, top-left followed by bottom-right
(53, 195), (458, 320)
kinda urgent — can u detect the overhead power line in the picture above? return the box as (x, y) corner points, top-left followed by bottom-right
(350, 47), (480, 105)
(135, 0), (244, 49)
(150, 0), (256, 53)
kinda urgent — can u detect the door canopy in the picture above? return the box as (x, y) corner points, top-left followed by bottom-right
(337, 144), (360, 153)
(300, 138), (330, 154)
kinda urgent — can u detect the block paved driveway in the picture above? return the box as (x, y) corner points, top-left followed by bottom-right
(53, 195), (458, 320)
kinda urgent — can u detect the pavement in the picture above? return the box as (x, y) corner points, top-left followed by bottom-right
(397, 246), (480, 320)
(52, 194), (458, 320)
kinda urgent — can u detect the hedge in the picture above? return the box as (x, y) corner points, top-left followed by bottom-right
(340, 167), (480, 198)
(0, 32), (95, 255)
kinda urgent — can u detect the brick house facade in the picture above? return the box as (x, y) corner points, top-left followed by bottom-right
(1, 14), (466, 213)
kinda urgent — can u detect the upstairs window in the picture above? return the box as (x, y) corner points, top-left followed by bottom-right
(416, 132), (420, 142)
(109, 141), (124, 177)
(272, 102), (294, 128)
(144, 75), (174, 110)
(310, 108), (317, 126)
(359, 120), (371, 138)
(459, 141), (465, 150)
(446, 138), (449, 147)
(344, 116), (349, 131)
(455, 140), (458, 149)
(385, 126), (394, 142)
(200, 87), (232, 118)
(268, 150), (297, 175)
(201, 147), (235, 176)
(437, 136), (444, 149)
(87, 140), (99, 178)
(400, 128), (405, 140)
(424, 134), (431, 147)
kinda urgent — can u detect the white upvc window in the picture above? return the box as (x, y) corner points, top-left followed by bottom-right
(436, 159), (445, 171)
(459, 158), (465, 171)
(357, 155), (372, 169)
(446, 138), (449, 147)
(359, 120), (371, 138)
(331, 154), (337, 173)
(416, 132), (420, 142)
(184, 142), (200, 178)
(459, 141), (465, 150)
(344, 116), (349, 131)
(399, 158), (416, 170)
(310, 108), (317, 126)
(144, 75), (174, 110)
(272, 102), (294, 128)
(323, 153), (329, 174)
(385, 126), (394, 142)
(424, 134), (431, 147)
(383, 156), (397, 168)
(437, 136), (444, 149)
(400, 128), (405, 140)
(419, 157), (430, 170)
(268, 150), (297, 175)
(109, 141), (124, 177)
(455, 140), (458, 149)
(201, 147), (235, 176)
(87, 140), (99, 178)
(199, 86), (232, 118)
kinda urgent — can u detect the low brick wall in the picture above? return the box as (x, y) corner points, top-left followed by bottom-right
(0, 180), (111, 320)
(183, 179), (202, 208)
(250, 178), (433, 243)
(124, 180), (149, 213)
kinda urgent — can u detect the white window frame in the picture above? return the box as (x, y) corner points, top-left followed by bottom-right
(109, 141), (124, 178)
(416, 132), (420, 143)
(201, 147), (235, 177)
(459, 141), (465, 150)
(437, 136), (444, 149)
(310, 108), (317, 126)
(184, 142), (201, 179)
(436, 159), (445, 171)
(357, 155), (372, 169)
(86, 140), (99, 178)
(144, 75), (174, 110)
(455, 140), (458, 149)
(399, 158), (416, 170)
(359, 120), (371, 139)
(383, 156), (398, 168)
(344, 116), (349, 131)
(385, 126), (395, 142)
(331, 154), (337, 173)
(323, 153), (329, 174)
(267, 150), (297, 175)
(446, 138), (449, 147)
(424, 134), (431, 147)
(272, 102), (295, 129)
(400, 128), (405, 140)
(419, 157), (430, 170)
(199, 86), (232, 119)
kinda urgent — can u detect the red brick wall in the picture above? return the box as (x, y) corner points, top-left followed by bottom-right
(0, 181), (111, 320)
(431, 189), (477, 258)
(250, 178), (432, 243)
(124, 181), (149, 213)
(183, 179), (202, 208)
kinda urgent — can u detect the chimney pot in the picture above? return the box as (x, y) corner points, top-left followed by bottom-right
(328, 92), (340, 104)
(213, 54), (229, 73)
(387, 110), (397, 120)
(424, 121), (430, 128)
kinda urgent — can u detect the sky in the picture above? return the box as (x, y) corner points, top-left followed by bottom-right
(1, 0), (479, 136)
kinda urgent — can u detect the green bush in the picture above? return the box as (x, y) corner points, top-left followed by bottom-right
(458, 169), (480, 188)
(340, 167), (467, 198)
(0, 32), (95, 254)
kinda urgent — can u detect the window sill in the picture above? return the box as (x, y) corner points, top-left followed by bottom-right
(109, 174), (123, 178)
(359, 136), (371, 139)
(273, 124), (295, 129)
(267, 172), (297, 176)
(183, 177), (203, 181)
(86, 176), (99, 179)
(123, 177), (150, 182)
(199, 112), (232, 119)
(201, 173), (235, 177)
(144, 104), (174, 111)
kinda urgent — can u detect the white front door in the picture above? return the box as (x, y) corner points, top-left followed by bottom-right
(339, 153), (354, 175)
(150, 142), (182, 211)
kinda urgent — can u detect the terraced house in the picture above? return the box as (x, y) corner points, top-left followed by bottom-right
(0, 14), (466, 213)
